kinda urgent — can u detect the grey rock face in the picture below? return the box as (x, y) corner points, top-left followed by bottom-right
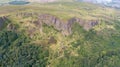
(7, 23), (16, 31)
(36, 14), (99, 35)
(16, 12), (38, 17)
(82, 20), (99, 30)
(0, 16), (8, 29)
(38, 14), (63, 31)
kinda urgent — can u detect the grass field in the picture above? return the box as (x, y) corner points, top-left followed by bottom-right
(0, 2), (119, 21)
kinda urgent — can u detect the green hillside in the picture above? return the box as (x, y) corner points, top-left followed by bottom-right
(0, 2), (120, 67)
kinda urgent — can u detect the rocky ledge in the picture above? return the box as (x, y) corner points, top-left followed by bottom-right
(0, 14), (99, 36)
(0, 16), (8, 29)
(34, 14), (99, 35)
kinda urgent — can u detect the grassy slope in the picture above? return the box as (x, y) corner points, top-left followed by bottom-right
(0, 2), (118, 20)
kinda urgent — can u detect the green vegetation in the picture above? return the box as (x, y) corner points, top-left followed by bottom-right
(0, 2), (120, 67)
(0, 31), (49, 67)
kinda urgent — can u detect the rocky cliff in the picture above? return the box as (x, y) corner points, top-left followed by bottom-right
(0, 14), (99, 35)
(0, 16), (8, 29)
(34, 14), (99, 35)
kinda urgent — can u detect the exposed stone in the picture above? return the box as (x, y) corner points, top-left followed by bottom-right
(83, 20), (99, 30)
(27, 28), (36, 38)
(48, 36), (57, 44)
(16, 12), (38, 17)
(7, 23), (16, 31)
(0, 16), (8, 29)
(36, 14), (99, 35)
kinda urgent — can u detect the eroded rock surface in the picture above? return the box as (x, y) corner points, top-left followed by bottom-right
(0, 16), (8, 29)
(35, 14), (99, 35)
(16, 12), (38, 17)
(7, 23), (17, 31)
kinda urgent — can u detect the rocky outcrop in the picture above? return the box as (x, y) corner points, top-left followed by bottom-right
(38, 14), (70, 35)
(7, 23), (16, 31)
(16, 12), (38, 17)
(0, 16), (8, 29)
(75, 18), (99, 31)
(35, 14), (99, 35)
(0, 16), (17, 31)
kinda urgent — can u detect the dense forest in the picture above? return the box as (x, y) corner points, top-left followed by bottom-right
(0, 22), (120, 67)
